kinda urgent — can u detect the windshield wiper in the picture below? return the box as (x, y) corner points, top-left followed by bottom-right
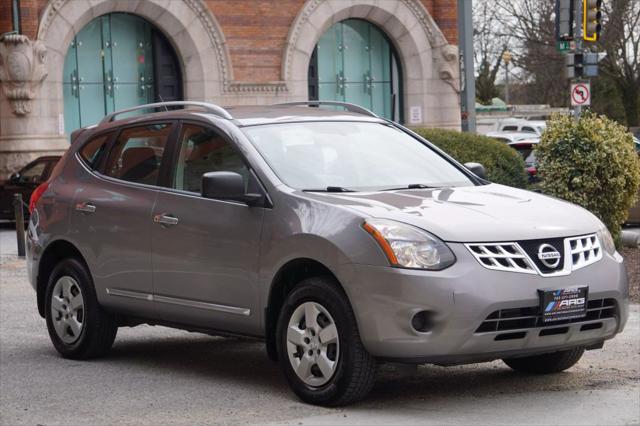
(303, 186), (357, 193)
(380, 184), (437, 191)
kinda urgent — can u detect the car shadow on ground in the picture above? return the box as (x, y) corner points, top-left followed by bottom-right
(104, 334), (287, 392)
(74, 332), (629, 406)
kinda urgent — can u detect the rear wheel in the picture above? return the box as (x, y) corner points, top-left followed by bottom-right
(503, 347), (585, 374)
(276, 277), (376, 406)
(45, 258), (117, 359)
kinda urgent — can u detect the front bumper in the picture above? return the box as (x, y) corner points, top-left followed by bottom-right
(338, 243), (629, 362)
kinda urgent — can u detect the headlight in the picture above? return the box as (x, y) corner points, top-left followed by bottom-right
(597, 225), (616, 255)
(363, 218), (456, 270)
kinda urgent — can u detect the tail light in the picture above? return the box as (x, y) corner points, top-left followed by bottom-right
(29, 182), (49, 214)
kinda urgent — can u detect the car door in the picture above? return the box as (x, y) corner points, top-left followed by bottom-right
(150, 121), (264, 335)
(69, 122), (174, 317)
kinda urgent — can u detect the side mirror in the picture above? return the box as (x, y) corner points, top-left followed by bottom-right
(464, 162), (487, 180)
(201, 171), (263, 205)
(9, 173), (20, 184)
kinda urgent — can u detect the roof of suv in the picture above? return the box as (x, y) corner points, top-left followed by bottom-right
(89, 104), (385, 134)
(226, 105), (385, 126)
(72, 102), (387, 144)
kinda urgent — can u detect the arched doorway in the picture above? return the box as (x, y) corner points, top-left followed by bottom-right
(308, 19), (402, 121)
(63, 13), (182, 134)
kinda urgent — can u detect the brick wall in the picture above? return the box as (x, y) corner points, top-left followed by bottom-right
(434, 0), (458, 45)
(206, 0), (301, 83)
(207, 0), (457, 83)
(0, 1), (12, 35)
(8, 0), (457, 82)
(0, 0), (42, 38)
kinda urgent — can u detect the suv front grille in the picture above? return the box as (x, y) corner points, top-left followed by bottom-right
(567, 234), (601, 270)
(466, 233), (601, 276)
(475, 298), (617, 333)
(466, 243), (536, 274)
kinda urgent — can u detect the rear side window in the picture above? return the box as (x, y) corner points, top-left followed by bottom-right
(19, 161), (47, 184)
(522, 126), (535, 133)
(79, 133), (112, 169)
(105, 123), (172, 186)
(501, 125), (518, 131)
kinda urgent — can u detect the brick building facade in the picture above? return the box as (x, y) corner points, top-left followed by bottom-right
(0, 0), (461, 176)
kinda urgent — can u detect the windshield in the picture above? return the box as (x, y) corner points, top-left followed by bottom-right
(242, 122), (475, 191)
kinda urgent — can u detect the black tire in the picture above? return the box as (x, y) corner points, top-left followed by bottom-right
(45, 258), (117, 359)
(503, 347), (585, 374)
(276, 276), (376, 406)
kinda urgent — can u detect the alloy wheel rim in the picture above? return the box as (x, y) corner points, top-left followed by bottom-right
(286, 301), (340, 387)
(50, 276), (85, 344)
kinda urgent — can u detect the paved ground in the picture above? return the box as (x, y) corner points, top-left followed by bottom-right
(1, 228), (639, 425)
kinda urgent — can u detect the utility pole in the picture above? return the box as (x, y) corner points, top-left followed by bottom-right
(502, 50), (512, 105)
(458, 0), (476, 132)
(574, 0), (583, 120)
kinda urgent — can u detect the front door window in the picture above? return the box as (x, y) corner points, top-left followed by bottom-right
(173, 124), (249, 193)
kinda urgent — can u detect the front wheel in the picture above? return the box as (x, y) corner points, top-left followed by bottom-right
(276, 277), (376, 406)
(503, 347), (585, 374)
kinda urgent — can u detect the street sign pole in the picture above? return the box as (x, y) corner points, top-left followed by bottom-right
(457, 0), (476, 132)
(574, 0), (583, 119)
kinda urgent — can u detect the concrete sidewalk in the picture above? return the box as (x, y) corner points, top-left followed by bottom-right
(0, 224), (18, 257)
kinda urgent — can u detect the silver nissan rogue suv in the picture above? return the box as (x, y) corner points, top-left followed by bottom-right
(26, 101), (628, 406)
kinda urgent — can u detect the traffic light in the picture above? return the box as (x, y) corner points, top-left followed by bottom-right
(555, 0), (574, 41)
(565, 52), (584, 79)
(583, 0), (602, 42)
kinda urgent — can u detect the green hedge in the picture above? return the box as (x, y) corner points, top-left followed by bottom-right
(413, 128), (528, 188)
(536, 112), (640, 241)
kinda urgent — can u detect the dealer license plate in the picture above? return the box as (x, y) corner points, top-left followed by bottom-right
(538, 286), (588, 323)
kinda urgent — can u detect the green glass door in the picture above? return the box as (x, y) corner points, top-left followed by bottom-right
(110, 14), (155, 112)
(312, 19), (399, 120)
(63, 13), (157, 135)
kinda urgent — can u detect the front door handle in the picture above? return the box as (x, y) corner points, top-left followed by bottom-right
(153, 213), (179, 227)
(75, 202), (96, 214)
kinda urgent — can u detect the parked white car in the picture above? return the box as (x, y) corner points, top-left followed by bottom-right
(477, 118), (547, 136)
(487, 131), (541, 144)
(498, 119), (546, 135)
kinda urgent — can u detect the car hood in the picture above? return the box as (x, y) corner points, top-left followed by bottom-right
(300, 184), (601, 242)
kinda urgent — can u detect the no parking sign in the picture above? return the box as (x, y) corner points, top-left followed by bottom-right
(571, 83), (591, 107)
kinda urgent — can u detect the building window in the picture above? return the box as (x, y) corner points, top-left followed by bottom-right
(63, 13), (182, 135)
(308, 19), (402, 122)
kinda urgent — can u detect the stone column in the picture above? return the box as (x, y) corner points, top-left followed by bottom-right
(0, 34), (68, 179)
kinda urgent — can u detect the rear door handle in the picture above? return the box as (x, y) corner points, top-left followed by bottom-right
(153, 213), (179, 227)
(75, 202), (96, 214)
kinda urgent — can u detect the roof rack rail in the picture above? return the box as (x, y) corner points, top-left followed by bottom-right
(99, 101), (233, 125)
(273, 101), (378, 118)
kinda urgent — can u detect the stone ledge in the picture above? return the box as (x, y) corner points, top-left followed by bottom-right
(0, 135), (69, 152)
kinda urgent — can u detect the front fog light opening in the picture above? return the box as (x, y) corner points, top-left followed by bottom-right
(411, 310), (435, 333)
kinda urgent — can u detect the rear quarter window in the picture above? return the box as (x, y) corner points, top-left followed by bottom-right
(79, 133), (112, 169)
(104, 123), (172, 186)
